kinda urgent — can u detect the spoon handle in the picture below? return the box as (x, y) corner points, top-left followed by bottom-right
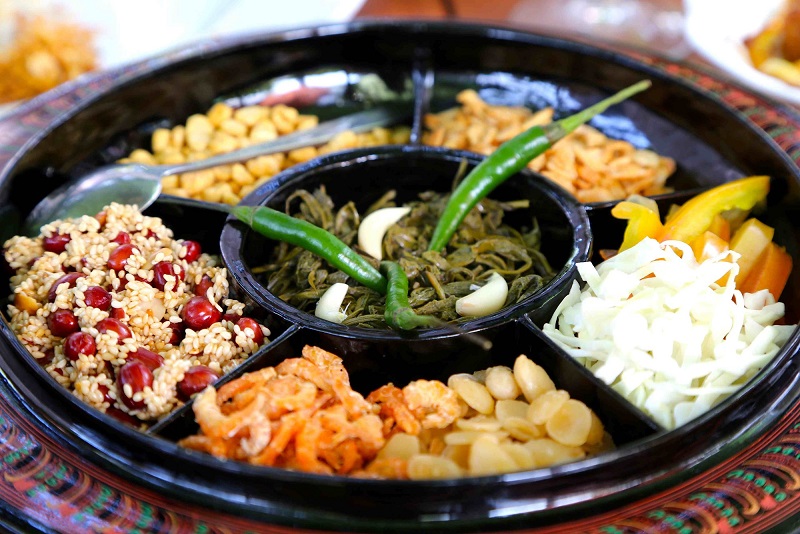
(155, 106), (407, 176)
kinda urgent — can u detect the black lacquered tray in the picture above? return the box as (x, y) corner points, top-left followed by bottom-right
(0, 21), (799, 533)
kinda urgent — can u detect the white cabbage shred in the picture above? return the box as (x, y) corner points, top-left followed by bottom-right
(542, 237), (795, 430)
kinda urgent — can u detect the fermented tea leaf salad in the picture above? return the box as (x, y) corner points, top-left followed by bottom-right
(428, 80), (652, 252)
(231, 205), (493, 344)
(544, 178), (796, 429)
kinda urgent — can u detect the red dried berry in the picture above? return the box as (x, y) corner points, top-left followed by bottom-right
(63, 331), (96, 361)
(97, 384), (115, 405)
(107, 243), (137, 272)
(43, 233), (71, 253)
(152, 261), (184, 291)
(177, 365), (219, 401)
(96, 317), (132, 343)
(222, 312), (240, 324)
(47, 309), (79, 337)
(83, 286), (112, 310)
(47, 272), (84, 302)
(117, 360), (153, 410)
(236, 317), (264, 345)
(111, 232), (131, 245)
(194, 274), (214, 297)
(181, 240), (202, 263)
(128, 347), (164, 371)
(39, 348), (55, 366)
(181, 296), (222, 331)
(166, 320), (185, 345)
(111, 307), (126, 320)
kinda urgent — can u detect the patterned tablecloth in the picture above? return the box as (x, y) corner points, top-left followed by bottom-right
(1, 38), (800, 533)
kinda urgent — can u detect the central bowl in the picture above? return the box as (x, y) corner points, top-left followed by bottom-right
(220, 145), (592, 348)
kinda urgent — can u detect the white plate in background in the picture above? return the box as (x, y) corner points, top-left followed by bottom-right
(58, 0), (368, 69)
(684, 0), (800, 106)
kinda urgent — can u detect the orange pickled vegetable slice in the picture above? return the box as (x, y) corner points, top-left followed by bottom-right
(690, 231), (729, 263)
(707, 213), (731, 242)
(729, 218), (774, 285)
(739, 242), (793, 299)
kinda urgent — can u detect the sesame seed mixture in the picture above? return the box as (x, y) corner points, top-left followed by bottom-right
(3, 203), (269, 426)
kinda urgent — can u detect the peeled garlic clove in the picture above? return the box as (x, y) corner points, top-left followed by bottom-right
(455, 273), (508, 317)
(358, 207), (411, 260)
(315, 283), (349, 323)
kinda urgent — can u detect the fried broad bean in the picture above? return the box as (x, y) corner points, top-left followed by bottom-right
(121, 103), (411, 205)
(513, 355), (555, 402)
(468, 434), (518, 476)
(377, 433), (421, 461)
(494, 399), (529, 421)
(444, 430), (508, 446)
(527, 389), (570, 426)
(500, 442), (537, 470)
(484, 365), (520, 400)
(545, 399), (593, 447)
(380, 354), (612, 479)
(407, 454), (464, 479)
(455, 415), (503, 432)
(524, 438), (586, 467)
(501, 416), (544, 441)
(448, 374), (495, 415)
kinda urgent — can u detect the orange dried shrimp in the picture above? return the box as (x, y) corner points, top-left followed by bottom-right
(180, 345), (385, 475)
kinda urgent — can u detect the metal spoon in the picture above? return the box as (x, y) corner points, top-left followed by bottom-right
(23, 106), (406, 236)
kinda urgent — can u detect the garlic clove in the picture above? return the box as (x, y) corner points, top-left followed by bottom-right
(358, 207), (411, 260)
(315, 283), (349, 323)
(455, 272), (508, 317)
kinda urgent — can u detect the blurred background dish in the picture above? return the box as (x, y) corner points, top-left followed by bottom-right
(684, 0), (800, 106)
(0, 0), (367, 116)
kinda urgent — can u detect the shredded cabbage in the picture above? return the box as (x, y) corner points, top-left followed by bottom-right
(542, 238), (795, 430)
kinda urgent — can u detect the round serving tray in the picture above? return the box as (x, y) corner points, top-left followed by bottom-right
(1, 21), (800, 533)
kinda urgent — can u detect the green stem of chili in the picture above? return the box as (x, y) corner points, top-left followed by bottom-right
(380, 261), (441, 330)
(427, 80), (652, 252)
(232, 205), (387, 294)
(380, 261), (493, 349)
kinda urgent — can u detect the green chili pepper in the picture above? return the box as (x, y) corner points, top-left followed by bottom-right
(231, 205), (387, 294)
(427, 80), (652, 252)
(380, 261), (443, 330)
(380, 261), (493, 350)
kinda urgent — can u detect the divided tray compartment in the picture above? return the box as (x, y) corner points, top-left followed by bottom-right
(219, 143), (592, 344)
(0, 21), (799, 530)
